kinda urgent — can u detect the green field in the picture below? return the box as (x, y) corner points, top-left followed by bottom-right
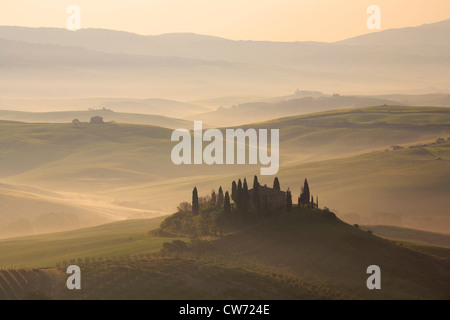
(0, 209), (448, 300)
(0, 216), (187, 268)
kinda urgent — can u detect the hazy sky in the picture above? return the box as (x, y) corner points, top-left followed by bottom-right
(1, 0), (449, 42)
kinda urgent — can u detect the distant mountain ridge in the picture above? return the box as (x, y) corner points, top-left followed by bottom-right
(338, 19), (450, 46)
(1, 19), (449, 100)
(1, 19), (449, 57)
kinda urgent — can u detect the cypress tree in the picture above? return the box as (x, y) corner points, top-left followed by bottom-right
(252, 175), (261, 213)
(224, 191), (231, 217)
(311, 195), (314, 208)
(253, 175), (260, 189)
(300, 178), (310, 206)
(231, 181), (237, 203)
(237, 179), (243, 210)
(192, 187), (199, 216)
(243, 178), (249, 212)
(273, 177), (280, 191)
(221, 191), (231, 238)
(218, 186), (224, 207)
(316, 196), (319, 209)
(286, 188), (292, 212)
(243, 178), (248, 193)
(211, 190), (217, 204)
(238, 179), (243, 192)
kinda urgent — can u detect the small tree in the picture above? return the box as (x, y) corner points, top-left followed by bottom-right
(211, 190), (217, 204)
(177, 201), (192, 212)
(192, 187), (199, 216)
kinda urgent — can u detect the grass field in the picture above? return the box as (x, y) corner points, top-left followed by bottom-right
(0, 216), (186, 268)
(0, 209), (448, 300)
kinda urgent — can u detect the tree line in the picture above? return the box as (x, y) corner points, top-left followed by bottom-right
(161, 175), (320, 238)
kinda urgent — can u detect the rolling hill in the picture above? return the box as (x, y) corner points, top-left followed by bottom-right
(0, 216), (175, 268)
(0, 210), (448, 299)
(187, 95), (399, 126)
(0, 109), (195, 129)
(0, 106), (449, 236)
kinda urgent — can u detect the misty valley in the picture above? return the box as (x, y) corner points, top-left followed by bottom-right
(0, 15), (449, 301)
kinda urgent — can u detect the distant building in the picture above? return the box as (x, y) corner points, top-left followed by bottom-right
(248, 184), (286, 209)
(90, 116), (104, 124)
(386, 145), (404, 151)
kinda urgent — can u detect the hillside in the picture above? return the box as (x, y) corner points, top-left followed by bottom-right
(1, 210), (448, 299)
(0, 217), (172, 268)
(271, 138), (450, 233)
(187, 95), (399, 126)
(0, 109), (194, 129)
(0, 106), (449, 235)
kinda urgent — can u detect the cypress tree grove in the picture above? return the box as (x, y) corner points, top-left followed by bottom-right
(192, 187), (199, 216)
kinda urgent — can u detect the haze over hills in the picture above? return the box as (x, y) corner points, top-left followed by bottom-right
(0, 106), (449, 237)
(188, 95), (399, 126)
(1, 20), (449, 99)
(2, 93), (450, 123)
(1, 19), (449, 60)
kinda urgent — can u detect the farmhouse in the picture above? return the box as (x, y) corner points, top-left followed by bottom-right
(248, 184), (286, 208)
(90, 116), (104, 124)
